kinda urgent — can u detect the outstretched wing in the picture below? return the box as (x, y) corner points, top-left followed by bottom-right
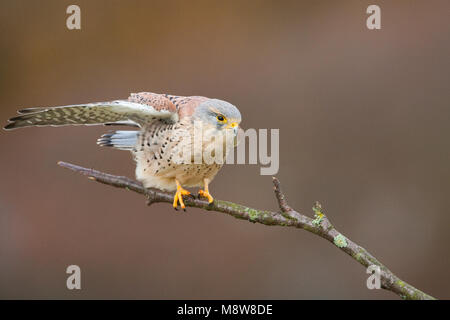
(3, 93), (179, 130)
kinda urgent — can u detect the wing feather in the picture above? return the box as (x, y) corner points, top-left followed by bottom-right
(4, 98), (179, 130)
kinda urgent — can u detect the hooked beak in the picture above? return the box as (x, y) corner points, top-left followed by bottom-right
(226, 122), (239, 136)
(226, 122), (239, 129)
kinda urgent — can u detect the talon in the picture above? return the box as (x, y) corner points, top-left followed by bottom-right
(173, 179), (190, 211)
(198, 189), (214, 204)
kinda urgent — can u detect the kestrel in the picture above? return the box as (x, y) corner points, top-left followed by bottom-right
(4, 92), (242, 210)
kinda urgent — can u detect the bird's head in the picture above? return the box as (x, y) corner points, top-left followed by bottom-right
(192, 99), (242, 135)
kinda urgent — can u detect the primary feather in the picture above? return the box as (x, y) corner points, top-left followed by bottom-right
(4, 100), (178, 130)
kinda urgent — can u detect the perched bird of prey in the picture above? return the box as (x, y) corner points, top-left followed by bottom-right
(4, 92), (242, 210)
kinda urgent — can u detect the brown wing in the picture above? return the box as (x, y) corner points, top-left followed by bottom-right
(129, 92), (209, 119)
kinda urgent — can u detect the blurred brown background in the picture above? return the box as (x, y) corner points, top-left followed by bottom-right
(0, 0), (449, 299)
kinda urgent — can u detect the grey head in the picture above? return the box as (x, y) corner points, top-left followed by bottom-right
(192, 99), (242, 130)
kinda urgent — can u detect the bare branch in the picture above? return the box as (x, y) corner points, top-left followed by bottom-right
(57, 161), (436, 300)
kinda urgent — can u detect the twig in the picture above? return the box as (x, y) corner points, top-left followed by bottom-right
(57, 161), (436, 300)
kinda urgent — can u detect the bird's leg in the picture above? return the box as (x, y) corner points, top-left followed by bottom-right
(198, 178), (214, 204)
(173, 179), (191, 211)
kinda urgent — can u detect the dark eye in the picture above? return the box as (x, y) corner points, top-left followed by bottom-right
(216, 115), (225, 122)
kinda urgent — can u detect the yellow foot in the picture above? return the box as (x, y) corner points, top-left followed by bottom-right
(173, 183), (191, 211)
(198, 189), (214, 204)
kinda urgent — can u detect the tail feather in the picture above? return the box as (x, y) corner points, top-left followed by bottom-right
(97, 130), (139, 151)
